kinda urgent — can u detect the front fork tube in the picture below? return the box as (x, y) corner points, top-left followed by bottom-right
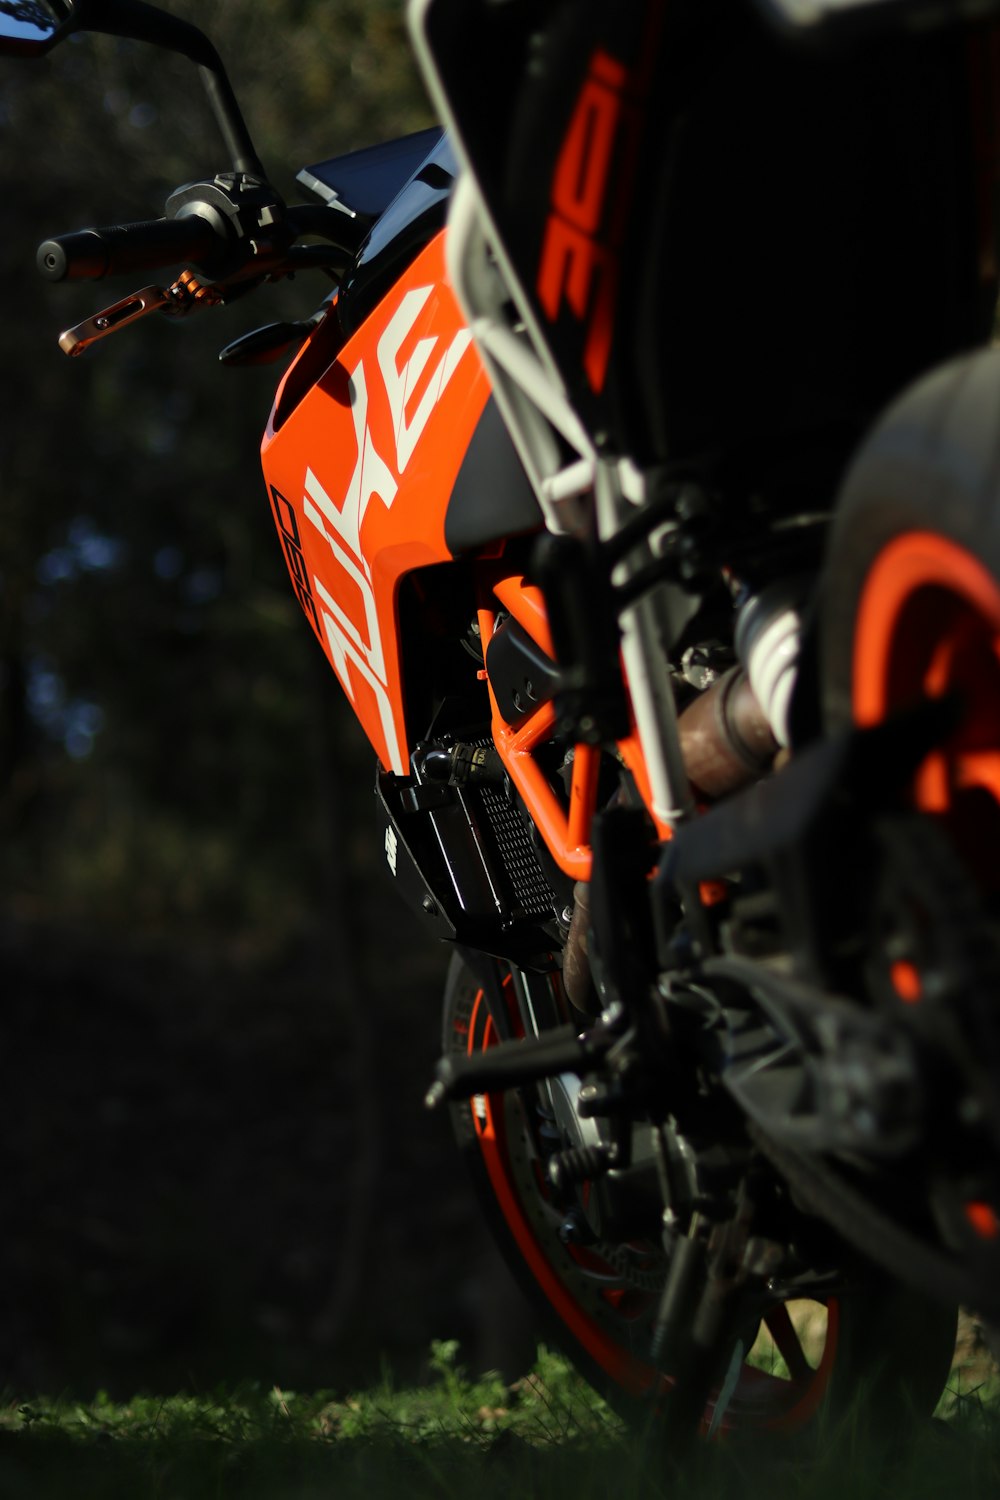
(510, 965), (567, 1039)
(595, 461), (695, 829)
(594, 463), (712, 955)
(619, 590), (696, 830)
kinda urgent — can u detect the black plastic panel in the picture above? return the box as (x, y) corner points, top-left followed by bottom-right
(419, 0), (990, 507)
(376, 751), (558, 969)
(484, 615), (558, 728)
(297, 127), (445, 222)
(444, 397), (542, 556)
(336, 132), (458, 340)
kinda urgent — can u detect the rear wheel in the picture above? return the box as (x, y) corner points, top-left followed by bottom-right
(822, 353), (1000, 922)
(820, 348), (1000, 1312)
(823, 350), (1000, 762)
(443, 954), (956, 1435)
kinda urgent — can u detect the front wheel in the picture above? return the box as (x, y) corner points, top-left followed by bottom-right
(442, 954), (956, 1436)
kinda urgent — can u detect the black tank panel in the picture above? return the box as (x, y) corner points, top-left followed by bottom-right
(445, 397), (542, 555)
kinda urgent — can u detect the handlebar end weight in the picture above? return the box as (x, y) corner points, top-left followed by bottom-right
(37, 232), (107, 283)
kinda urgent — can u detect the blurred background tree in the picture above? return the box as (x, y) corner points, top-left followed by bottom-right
(0, 0), (535, 1398)
(0, 0), (433, 941)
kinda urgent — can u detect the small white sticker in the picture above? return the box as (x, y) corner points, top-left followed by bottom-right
(384, 824), (398, 876)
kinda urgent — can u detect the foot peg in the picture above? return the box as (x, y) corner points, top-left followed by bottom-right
(425, 1022), (613, 1109)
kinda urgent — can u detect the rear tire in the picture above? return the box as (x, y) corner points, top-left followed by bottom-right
(822, 349), (1000, 741)
(818, 346), (1000, 1331)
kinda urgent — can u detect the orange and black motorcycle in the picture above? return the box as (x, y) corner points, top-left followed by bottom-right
(7, 0), (1000, 1442)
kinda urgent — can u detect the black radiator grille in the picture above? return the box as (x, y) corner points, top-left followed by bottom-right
(473, 740), (556, 921)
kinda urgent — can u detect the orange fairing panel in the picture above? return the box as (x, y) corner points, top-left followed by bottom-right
(260, 231), (490, 774)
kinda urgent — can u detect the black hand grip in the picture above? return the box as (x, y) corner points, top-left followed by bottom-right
(36, 214), (222, 283)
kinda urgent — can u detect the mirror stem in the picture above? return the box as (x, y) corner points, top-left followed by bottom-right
(73, 1), (267, 179)
(199, 64), (264, 179)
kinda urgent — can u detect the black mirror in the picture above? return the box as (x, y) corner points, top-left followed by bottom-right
(0, 1), (73, 54)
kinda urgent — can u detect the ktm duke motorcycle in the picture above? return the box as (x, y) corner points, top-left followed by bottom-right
(7, 0), (1000, 1443)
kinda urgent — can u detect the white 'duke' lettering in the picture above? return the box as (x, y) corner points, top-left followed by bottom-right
(303, 282), (473, 777)
(377, 286), (473, 474)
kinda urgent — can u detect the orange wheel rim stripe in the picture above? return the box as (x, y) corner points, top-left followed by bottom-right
(465, 988), (842, 1420)
(854, 529), (1000, 825)
(854, 531), (1000, 726)
(467, 989), (663, 1395)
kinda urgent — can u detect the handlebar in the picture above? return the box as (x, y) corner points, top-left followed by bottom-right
(36, 213), (223, 283)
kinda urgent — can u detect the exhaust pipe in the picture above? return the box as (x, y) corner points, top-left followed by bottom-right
(563, 583), (804, 1002)
(677, 665), (779, 799)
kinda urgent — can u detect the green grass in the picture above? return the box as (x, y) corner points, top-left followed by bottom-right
(2, 1342), (1000, 1500)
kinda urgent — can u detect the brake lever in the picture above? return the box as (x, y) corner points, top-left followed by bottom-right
(56, 242), (324, 358)
(58, 271), (224, 357)
(59, 284), (178, 357)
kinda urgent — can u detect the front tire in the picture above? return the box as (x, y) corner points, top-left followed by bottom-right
(442, 954), (956, 1436)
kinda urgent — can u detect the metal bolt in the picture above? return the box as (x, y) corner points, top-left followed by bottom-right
(558, 1210), (589, 1246)
(680, 640), (730, 691)
(421, 895), (437, 915)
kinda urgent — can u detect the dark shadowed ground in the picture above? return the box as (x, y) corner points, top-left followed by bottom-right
(0, 915), (538, 1400)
